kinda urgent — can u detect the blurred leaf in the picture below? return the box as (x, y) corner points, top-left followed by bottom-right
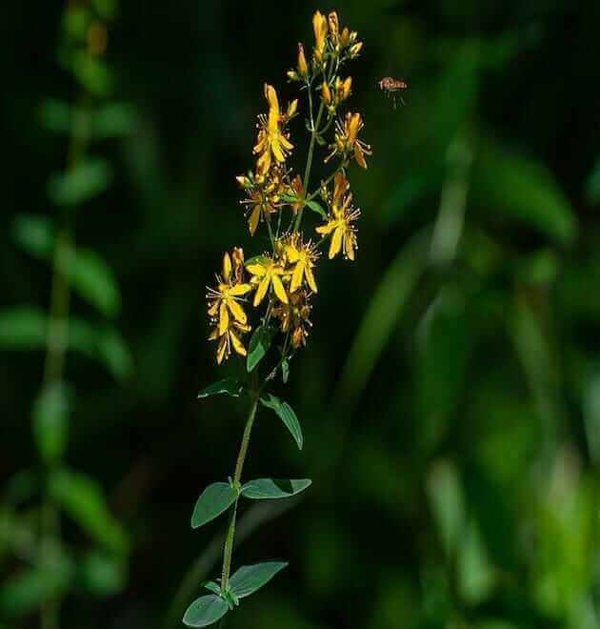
(80, 550), (127, 596)
(0, 548), (72, 618)
(259, 394), (303, 449)
(183, 594), (229, 627)
(457, 520), (495, 604)
(335, 232), (428, 412)
(12, 214), (54, 258)
(426, 460), (465, 557)
(91, 0), (118, 21)
(93, 326), (133, 381)
(585, 156), (600, 205)
(229, 561), (287, 599)
(92, 102), (136, 138)
(48, 158), (112, 207)
(198, 378), (243, 399)
(241, 478), (311, 500)
(0, 307), (46, 349)
(40, 101), (135, 138)
(191, 482), (237, 529)
(50, 469), (128, 554)
(13, 215), (122, 318)
(583, 367), (600, 466)
(72, 52), (112, 96)
(69, 248), (121, 317)
(471, 137), (577, 245)
(63, 6), (89, 41)
(32, 381), (70, 465)
(247, 326), (273, 372)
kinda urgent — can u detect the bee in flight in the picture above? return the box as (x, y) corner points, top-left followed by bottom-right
(378, 76), (408, 109)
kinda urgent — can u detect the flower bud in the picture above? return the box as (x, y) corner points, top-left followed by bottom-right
(321, 81), (332, 106)
(297, 42), (308, 77)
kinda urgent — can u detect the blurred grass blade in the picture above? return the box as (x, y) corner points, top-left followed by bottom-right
(334, 231), (428, 413)
(471, 136), (577, 245)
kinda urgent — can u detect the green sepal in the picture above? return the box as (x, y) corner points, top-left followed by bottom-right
(191, 483), (237, 529)
(197, 378), (243, 399)
(241, 478), (312, 500)
(260, 393), (303, 449)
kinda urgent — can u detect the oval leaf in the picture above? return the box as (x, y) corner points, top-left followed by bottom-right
(259, 394), (303, 449)
(305, 199), (327, 218)
(183, 594), (229, 627)
(191, 482), (237, 529)
(242, 478), (311, 500)
(48, 158), (112, 207)
(32, 382), (70, 465)
(246, 327), (272, 372)
(198, 378), (243, 399)
(229, 561), (288, 599)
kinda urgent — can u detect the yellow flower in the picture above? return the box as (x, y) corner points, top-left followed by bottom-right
(312, 10), (328, 65)
(272, 289), (312, 348)
(209, 320), (251, 364)
(283, 235), (319, 293)
(326, 112), (372, 169)
(207, 250), (253, 335)
(237, 166), (287, 235)
(246, 255), (288, 306)
(253, 84), (294, 175)
(316, 173), (360, 260)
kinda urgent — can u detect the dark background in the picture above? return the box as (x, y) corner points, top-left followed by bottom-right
(2, 0), (600, 627)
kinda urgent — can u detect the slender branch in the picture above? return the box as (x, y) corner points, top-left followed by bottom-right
(219, 393), (260, 589)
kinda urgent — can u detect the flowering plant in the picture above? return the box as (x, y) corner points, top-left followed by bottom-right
(183, 10), (370, 627)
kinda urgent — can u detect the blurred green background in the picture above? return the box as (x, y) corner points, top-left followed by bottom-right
(2, 0), (600, 627)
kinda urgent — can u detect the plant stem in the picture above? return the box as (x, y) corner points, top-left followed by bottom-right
(294, 100), (325, 233)
(219, 393), (260, 589)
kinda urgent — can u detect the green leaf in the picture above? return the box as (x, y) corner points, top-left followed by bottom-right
(246, 326), (273, 372)
(0, 307), (46, 349)
(229, 561), (288, 599)
(242, 478), (311, 500)
(92, 102), (136, 138)
(203, 581), (221, 595)
(305, 199), (327, 218)
(281, 357), (290, 383)
(198, 378), (243, 399)
(183, 594), (229, 627)
(93, 327), (133, 381)
(259, 394), (303, 449)
(50, 469), (128, 554)
(191, 482), (237, 529)
(32, 382), (70, 465)
(48, 158), (112, 207)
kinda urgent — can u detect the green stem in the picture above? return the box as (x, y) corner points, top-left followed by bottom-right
(294, 100), (325, 233)
(220, 393), (260, 589)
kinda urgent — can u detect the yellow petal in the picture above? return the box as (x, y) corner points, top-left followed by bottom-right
(228, 283), (252, 296)
(329, 227), (342, 259)
(316, 221), (335, 235)
(248, 205), (261, 235)
(230, 331), (247, 357)
(254, 275), (269, 306)
(227, 298), (247, 324)
(272, 274), (288, 304)
(219, 301), (229, 334)
(222, 252), (232, 280)
(305, 265), (318, 293)
(345, 232), (356, 261)
(290, 263), (303, 293)
(247, 263), (267, 277)
(216, 336), (227, 364)
(272, 138), (285, 162)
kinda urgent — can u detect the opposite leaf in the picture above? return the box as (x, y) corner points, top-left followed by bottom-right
(198, 378), (243, 399)
(260, 393), (303, 449)
(242, 478), (312, 500)
(191, 482), (237, 529)
(229, 561), (288, 599)
(183, 594), (229, 627)
(246, 327), (273, 372)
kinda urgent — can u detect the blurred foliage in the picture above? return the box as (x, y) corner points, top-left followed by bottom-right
(2, 0), (600, 627)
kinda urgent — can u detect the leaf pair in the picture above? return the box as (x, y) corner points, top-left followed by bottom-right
(183, 562), (287, 627)
(191, 478), (312, 529)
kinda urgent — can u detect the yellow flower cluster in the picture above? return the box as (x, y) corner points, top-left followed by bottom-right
(206, 10), (371, 365)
